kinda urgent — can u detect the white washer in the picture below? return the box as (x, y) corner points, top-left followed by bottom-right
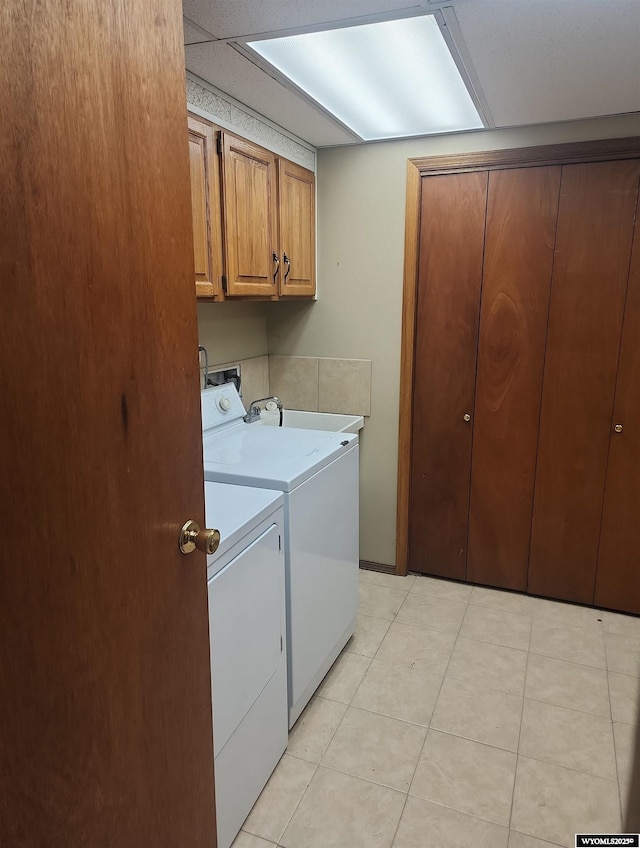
(204, 481), (287, 848)
(201, 384), (359, 727)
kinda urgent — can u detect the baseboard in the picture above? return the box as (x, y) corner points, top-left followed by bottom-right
(359, 560), (396, 575)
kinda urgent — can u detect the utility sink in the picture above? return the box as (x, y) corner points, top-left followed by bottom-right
(257, 409), (364, 434)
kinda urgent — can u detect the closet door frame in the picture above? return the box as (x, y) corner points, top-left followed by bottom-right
(396, 136), (640, 576)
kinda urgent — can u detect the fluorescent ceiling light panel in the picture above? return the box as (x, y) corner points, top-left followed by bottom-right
(247, 15), (483, 140)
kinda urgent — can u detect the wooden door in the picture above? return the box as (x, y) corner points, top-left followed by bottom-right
(277, 159), (316, 297)
(467, 166), (561, 590)
(408, 172), (488, 579)
(595, 192), (640, 614)
(220, 133), (278, 297)
(529, 160), (640, 603)
(188, 114), (223, 299)
(0, 2), (217, 845)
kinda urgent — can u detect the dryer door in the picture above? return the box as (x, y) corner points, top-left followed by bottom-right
(208, 523), (284, 755)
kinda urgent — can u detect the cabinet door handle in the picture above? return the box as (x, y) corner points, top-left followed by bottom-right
(283, 253), (291, 283)
(272, 252), (279, 283)
(614, 423), (623, 433)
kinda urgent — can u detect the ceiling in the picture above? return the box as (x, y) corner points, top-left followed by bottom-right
(183, 0), (640, 147)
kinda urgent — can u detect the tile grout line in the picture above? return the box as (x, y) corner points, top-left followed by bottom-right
(508, 642), (530, 834)
(523, 692), (615, 721)
(388, 598), (470, 848)
(528, 646), (611, 674)
(606, 651), (626, 827)
(352, 584), (425, 848)
(274, 597), (387, 848)
(244, 755), (319, 847)
(289, 583), (412, 845)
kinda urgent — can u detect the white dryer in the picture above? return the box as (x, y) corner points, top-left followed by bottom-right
(201, 384), (359, 727)
(204, 481), (287, 848)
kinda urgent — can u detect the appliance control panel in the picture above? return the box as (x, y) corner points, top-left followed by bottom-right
(202, 384), (247, 432)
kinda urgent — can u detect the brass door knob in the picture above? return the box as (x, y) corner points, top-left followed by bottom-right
(614, 424), (623, 434)
(179, 520), (220, 555)
(463, 413), (471, 423)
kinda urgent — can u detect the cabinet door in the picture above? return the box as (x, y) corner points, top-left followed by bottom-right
(220, 133), (278, 297)
(408, 172), (487, 579)
(468, 166), (560, 590)
(529, 160), (640, 603)
(595, 195), (640, 614)
(187, 115), (222, 299)
(277, 159), (316, 297)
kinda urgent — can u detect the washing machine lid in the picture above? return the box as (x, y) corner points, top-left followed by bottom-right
(202, 424), (358, 492)
(204, 481), (283, 564)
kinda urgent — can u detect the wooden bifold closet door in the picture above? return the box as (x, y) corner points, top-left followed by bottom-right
(528, 160), (640, 603)
(407, 148), (640, 612)
(409, 165), (561, 586)
(409, 172), (486, 579)
(467, 166), (560, 590)
(594, 189), (640, 614)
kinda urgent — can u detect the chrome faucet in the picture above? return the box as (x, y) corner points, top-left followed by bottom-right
(244, 396), (284, 425)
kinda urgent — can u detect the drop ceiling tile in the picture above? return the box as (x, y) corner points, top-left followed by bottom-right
(453, 0), (640, 127)
(185, 41), (358, 146)
(183, 0), (432, 39)
(183, 16), (213, 44)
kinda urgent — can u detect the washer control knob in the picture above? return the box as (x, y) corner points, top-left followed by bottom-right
(217, 396), (232, 412)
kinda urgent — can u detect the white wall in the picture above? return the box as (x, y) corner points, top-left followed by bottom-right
(268, 114), (640, 566)
(197, 302), (269, 365)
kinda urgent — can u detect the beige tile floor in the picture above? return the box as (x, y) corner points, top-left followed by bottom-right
(232, 569), (640, 848)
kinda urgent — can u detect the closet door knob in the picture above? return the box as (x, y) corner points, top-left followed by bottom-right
(614, 423), (623, 433)
(463, 413), (471, 423)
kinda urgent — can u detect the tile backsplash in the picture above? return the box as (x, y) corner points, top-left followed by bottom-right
(270, 355), (372, 416)
(318, 358), (372, 416)
(201, 354), (372, 418)
(239, 356), (270, 407)
(269, 356), (319, 411)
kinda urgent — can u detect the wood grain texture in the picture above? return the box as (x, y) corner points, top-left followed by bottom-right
(410, 136), (640, 177)
(221, 132), (278, 297)
(0, 2), (216, 845)
(189, 130), (210, 276)
(277, 158), (316, 297)
(188, 114), (223, 299)
(467, 166), (561, 590)
(529, 160), (640, 604)
(188, 114), (222, 298)
(408, 171), (488, 579)
(396, 160), (422, 576)
(595, 192), (640, 614)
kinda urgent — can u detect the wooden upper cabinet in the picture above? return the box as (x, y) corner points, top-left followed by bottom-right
(188, 125), (316, 301)
(187, 114), (222, 299)
(220, 132), (279, 297)
(277, 159), (316, 297)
